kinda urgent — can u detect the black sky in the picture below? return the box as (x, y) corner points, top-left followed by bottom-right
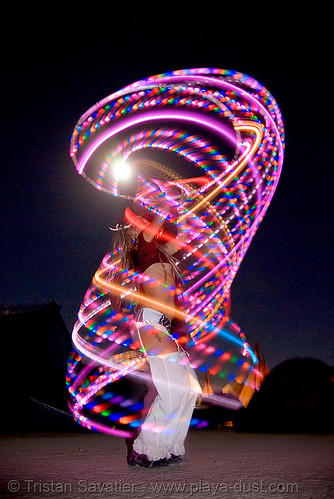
(1, 9), (333, 369)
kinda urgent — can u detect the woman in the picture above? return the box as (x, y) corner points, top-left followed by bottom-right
(112, 199), (200, 468)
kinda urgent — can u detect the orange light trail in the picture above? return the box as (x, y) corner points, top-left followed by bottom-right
(67, 68), (284, 436)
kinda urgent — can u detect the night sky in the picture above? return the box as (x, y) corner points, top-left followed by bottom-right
(2, 9), (333, 370)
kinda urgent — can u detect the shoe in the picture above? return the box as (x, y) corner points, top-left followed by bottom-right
(128, 450), (153, 468)
(152, 458), (169, 467)
(168, 454), (185, 464)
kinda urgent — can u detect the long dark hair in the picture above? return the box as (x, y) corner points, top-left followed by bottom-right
(110, 221), (186, 320)
(111, 221), (183, 283)
(112, 223), (137, 272)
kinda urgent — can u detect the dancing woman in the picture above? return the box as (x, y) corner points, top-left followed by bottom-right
(112, 199), (200, 467)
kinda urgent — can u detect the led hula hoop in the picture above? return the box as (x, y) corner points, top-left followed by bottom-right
(67, 68), (285, 436)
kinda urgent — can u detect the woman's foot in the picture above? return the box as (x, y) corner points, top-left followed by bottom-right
(168, 454), (185, 464)
(153, 458), (169, 467)
(128, 450), (153, 468)
(128, 450), (169, 468)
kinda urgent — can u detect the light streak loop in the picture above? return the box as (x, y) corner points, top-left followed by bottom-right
(67, 68), (285, 436)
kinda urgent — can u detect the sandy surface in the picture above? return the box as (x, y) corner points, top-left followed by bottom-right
(1, 430), (333, 498)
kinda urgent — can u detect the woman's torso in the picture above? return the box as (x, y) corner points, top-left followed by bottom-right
(132, 232), (177, 320)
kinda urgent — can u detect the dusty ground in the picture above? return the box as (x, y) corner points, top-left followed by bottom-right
(1, 430), (333, 498)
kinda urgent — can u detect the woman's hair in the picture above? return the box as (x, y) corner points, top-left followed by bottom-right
(112, 223), (137, 272)
(111, 222), (183, 282)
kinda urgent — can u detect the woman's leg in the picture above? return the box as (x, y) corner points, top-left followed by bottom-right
(130, 307), (201, 463)
(132, 351), (200, 461)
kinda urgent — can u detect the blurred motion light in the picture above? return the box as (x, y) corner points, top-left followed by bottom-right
(68, 68), (285, 437)
(112, 160), (131, 180)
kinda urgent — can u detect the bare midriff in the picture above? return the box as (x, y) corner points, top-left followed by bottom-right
(142, 262), (177, 320)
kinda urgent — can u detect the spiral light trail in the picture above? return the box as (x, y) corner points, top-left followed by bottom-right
(67, 68), (285, 436)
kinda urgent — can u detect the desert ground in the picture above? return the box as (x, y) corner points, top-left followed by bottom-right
(1, 429), (333, 498)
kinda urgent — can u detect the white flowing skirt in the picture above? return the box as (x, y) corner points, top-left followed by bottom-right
(133, 351), (201, 461)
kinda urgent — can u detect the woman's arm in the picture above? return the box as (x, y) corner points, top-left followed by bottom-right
(149, 192), (188, 254)
(125, 197), (185, 252)
(124, 202), (168, 241)
(142, 213), (167, 242)
(161, 223), (189, 255)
